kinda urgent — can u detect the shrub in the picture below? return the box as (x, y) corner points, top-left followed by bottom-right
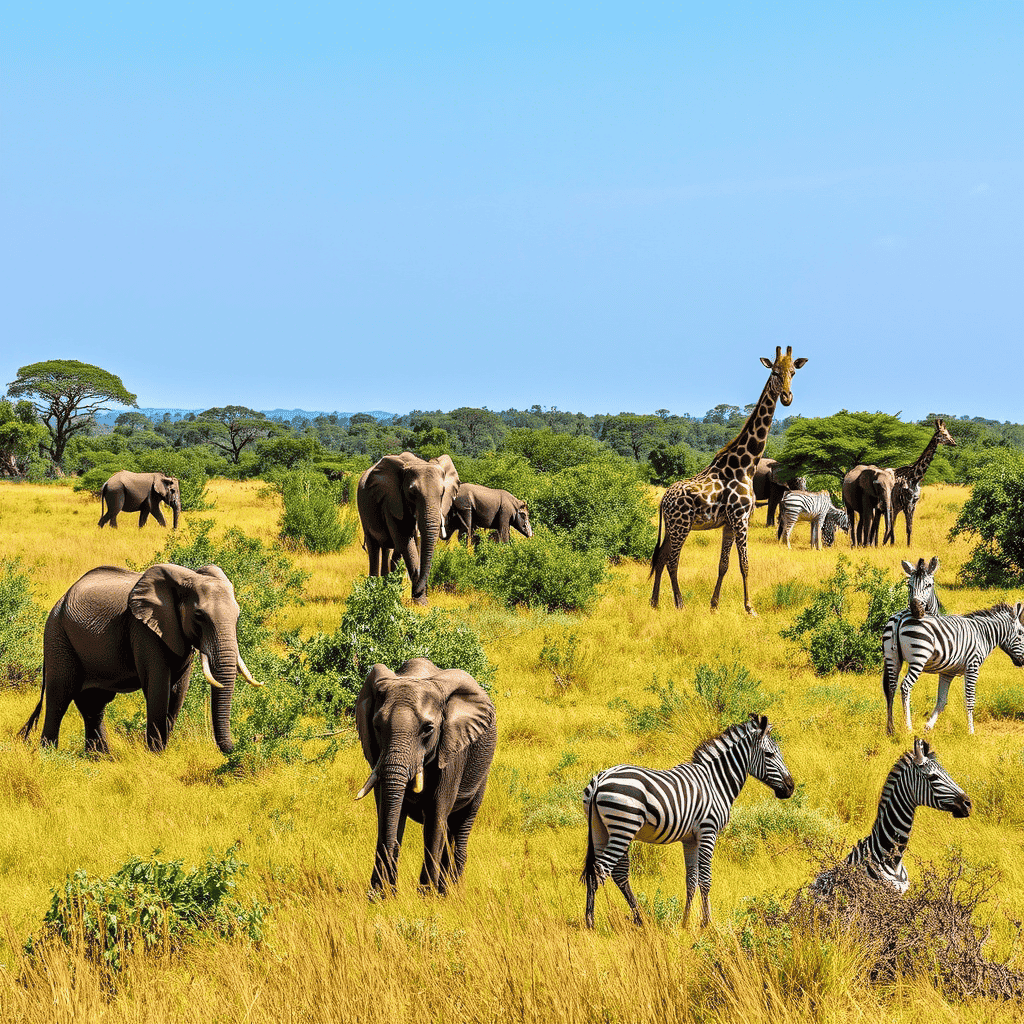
(647, 442), (701, 486)
(780, 556), (904, 674)
(949, 449), (1024, 586)
(296, 571), (495, 722)
(137, 451), (214, 512)
(538, 630), (582, 692)
(279, 471), (356, 553)
(0, 557), (45, 687)
(26, 846), (267, 974)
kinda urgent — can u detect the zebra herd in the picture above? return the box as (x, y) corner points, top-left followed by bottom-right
(582, 555), (1021, 928)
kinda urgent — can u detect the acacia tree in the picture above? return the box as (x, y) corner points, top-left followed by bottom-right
(196, 406), (285, 464)
(6, 360), (137, 466)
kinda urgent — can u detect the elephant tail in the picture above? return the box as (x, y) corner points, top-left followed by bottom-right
(580, 783), (600, 888)
(19, 668), (44, 742)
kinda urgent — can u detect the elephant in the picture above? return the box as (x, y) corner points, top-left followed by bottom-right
(445, 482), (533, 546)
(98, 471), (181, 529)
(357, 452), (460, 605)
(19, 563), (260, 755)
(842, 465), (896, 547)
(355, 658), (497, 894)
(752, 458), (808, 527)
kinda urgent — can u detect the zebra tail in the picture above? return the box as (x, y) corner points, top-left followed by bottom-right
(580, 784), (600, 888)
(19, 658), (45, 741)
(648, 506), (665, 578)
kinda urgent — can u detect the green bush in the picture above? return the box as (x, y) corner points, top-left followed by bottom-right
(279, 471), (356, 553)
(780, 556), (904, 674)
(137, 451), (214, 512)
(27, 846), (267, 974)
(296, 571), (495, 721)
(0, 558), (45, 687)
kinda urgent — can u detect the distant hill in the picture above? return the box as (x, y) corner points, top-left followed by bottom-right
(93, 408), (396, 426)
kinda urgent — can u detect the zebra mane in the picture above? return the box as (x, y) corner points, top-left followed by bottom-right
(963, 602), (1015, 621)
(690, 716), (761, 765)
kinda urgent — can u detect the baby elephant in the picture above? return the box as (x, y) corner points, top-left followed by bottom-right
(445, 482), (532, 546)
(355, 658), (497, 894)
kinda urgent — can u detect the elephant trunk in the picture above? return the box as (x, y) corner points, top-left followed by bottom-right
(171, 501), (180, 530)
(374, 760), (411, 889)
(412, 503), (442, 605)
(206, 633), (239, 754)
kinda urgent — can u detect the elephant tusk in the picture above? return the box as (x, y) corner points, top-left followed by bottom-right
(237, 652), (263, 687)
(355, 769), (378, 801)
(201, 652), (224, 689)
(413, 768), (424, 794)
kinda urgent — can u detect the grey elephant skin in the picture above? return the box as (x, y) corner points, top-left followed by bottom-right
(355, 658), (496, 894)
(842, 465), (896, 547)
(357, 452), (460, 605)
(446, 482), (533, 545)
(20, 563), (259, 755)
(752, 458), (807, 527)
(99, 471), (181, 529)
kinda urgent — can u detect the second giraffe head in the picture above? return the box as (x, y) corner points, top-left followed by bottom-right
(760, 346), (808, 407)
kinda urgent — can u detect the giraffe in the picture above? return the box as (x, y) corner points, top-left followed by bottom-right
(876, 419), (957, 546)
(650, 346), (808, 616)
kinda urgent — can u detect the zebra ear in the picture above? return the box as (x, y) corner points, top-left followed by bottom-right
(921, 740), (934, 759)
(927, 556), (940, 574)
(1016, 602), (1024, 623)
(757, 714), (770, 736)
(901, 561), (915, 576)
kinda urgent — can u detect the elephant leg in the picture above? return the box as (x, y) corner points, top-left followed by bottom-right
(905, 507), (915, 546)
(103, 491), (124, 528)
(138, 505), (151, 528)
(370, 807), (407, 893)
(611, 849), (643, 926)
(167, 662), (192, 733)
(39, 631), (81, 749)
(365, 537), (382, 576)
(420, 809), (451, 891)
(442, 786), (488, 890)
(150, 503), (168, 527)
(74, 689), (116, 755)
(765, 488), (779, 527)
(143, 671), (174, 752)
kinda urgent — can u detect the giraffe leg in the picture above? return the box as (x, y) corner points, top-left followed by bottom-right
(733, 519), (756, 616)
(710, 525), (735, 613)
(651, 506), (691, 610)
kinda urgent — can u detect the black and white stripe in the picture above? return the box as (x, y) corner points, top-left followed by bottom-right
(820, 506), (849, 548)
(890, 601), (1024, 735)
(776, 490), (844, 549)
(814, 739), (971, 894)
(883, 557), (942, 736)
(581, 714), (795, 928)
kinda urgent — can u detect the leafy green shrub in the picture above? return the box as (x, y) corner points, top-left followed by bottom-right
(0, 557), (44, 687)
(27, 846), (267, 974)
(615, 675), (688, 734)
(296, 571), (495, 721)
(647, 442), (701, 486)
(949, 449), (1024, 586)
(279, 471), (356, 553)
(781, 556), (904, 674)
(988, 686), (1024, 721)
(538, 630), (582, 692)
(429, 539), (480, 595)
(137, 451), (214, 512)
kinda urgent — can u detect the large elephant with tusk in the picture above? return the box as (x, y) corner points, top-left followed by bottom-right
(355, 659), (496, 894)
(19, 563), (260, 755)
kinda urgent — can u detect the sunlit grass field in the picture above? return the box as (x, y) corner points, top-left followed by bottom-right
(2, 478), (1024, 1022)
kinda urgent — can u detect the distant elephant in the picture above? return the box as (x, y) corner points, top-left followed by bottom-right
(19, 563), (260, 755)
(98, 471), (181, 529)
(355, 658), (497, 894)
(752, 458), (808, 526)
(357, 452), (460, 605)
(842, 465), (896, 547)
(445, 482), (533, 546)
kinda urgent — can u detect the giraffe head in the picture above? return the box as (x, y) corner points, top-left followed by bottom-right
(759, 346), (808, 407)
(934, 418), (957, 447)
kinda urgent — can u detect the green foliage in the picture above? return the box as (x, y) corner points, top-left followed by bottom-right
(0, 398), (49, 478)
(616, 675), (688, 734)
(538, 630), (582, 692)
(771, 579), (815, 609)
(647, 441), (702, 486)
(453, 452), (542, 504)
(502, 427), (605, 472)
(279, 472), (356, 553)
(692, 661), (768, 729)
(0, 558), (45, 687)
(295, 571), (495, 721)
(781, 556), (904, 674)
(136, 451), (214, 512)
(948, 449), (1024, 586)
(27, 846), (267, 973)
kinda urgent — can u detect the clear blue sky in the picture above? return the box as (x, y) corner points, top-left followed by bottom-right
(2, 3), (1020, 420)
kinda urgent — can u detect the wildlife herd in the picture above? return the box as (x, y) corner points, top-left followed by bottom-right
(14, 345), (1022, 927)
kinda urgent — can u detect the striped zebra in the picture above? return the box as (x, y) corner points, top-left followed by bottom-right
(820, 505), (849, 548)
(776, 490), (844, 549)
(888, 600), (1024, 735)
(813, 739), (971, 895)
(882, 557), (942, 735)
(581, 714), (794, 929)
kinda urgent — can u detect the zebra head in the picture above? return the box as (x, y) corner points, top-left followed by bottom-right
(746, 714), (795, 799)
(908, 738), (972, 818)
(998, 601), (1024, 667)
(901, 556), (940, 616)
(822, 507), (848, 547)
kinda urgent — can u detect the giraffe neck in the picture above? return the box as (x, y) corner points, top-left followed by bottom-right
(711, 380), (779, 475)
(897, 432), (941, 487)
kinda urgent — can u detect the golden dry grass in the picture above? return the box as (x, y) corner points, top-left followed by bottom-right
(2, 478), (1024, 1022)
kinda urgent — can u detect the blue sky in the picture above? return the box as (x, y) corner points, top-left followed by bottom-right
(2, 3), (1020, 420)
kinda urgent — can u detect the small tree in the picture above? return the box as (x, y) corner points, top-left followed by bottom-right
(0, 399), (49, 477)
(195, 406), (285, 464)
(6, 360), (138, 466)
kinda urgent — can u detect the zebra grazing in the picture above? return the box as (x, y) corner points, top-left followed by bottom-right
(887, 600), (1024, 736)
(882, 557), (942, 736)
(581, 714), (794, 929)
(813, 739), (971, 895)
(776, 490), (845, 549)
(821, 506), (849, 548)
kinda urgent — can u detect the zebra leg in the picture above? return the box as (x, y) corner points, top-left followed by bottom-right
(611, 850), (642, 926)
(681, 838), (699, 927)
(964, 666), (977, 735)
(882, 621), (903, 735)
(901, 666), (923, 732)
(696, 831), (719, 928)
(924, 672), (956, 732)
(811, 515), (821, 550)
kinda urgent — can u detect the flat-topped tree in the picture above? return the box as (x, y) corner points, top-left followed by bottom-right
(196, 406), (285, 464)
(6, 360), (137, 467)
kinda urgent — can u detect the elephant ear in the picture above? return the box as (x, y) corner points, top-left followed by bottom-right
(355, 664), (393, 767)
(367, 455), (410, 521)
(437, 670), (495, 770)
(128, 563), (193, 658)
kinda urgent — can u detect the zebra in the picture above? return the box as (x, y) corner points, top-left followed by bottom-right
(882, 557), (942, 736)
(581, 714), (794, 929)
(776, 490), (844, 549)
(813, 739), (971, 895)
(888, 600), (1024, 735)
(820, 505), (849, 548)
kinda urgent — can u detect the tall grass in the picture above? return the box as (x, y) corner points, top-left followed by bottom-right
(2, 479), (1024, 1021)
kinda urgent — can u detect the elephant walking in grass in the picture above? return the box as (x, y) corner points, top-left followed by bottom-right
(99, 471), (181, 529)
(842, 464), (896, 547)
(19, 563), (260, 755)
(357, 452), (460, 605)
(355, 659), (496, 895)
(446, 482), (533, 546)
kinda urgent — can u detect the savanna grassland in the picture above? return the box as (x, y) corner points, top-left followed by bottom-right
(2, 478), (1024, 1023)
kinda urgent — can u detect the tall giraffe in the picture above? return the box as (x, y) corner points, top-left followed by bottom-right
(879, 419), (957, 546)
(650, 347), (807, 615)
